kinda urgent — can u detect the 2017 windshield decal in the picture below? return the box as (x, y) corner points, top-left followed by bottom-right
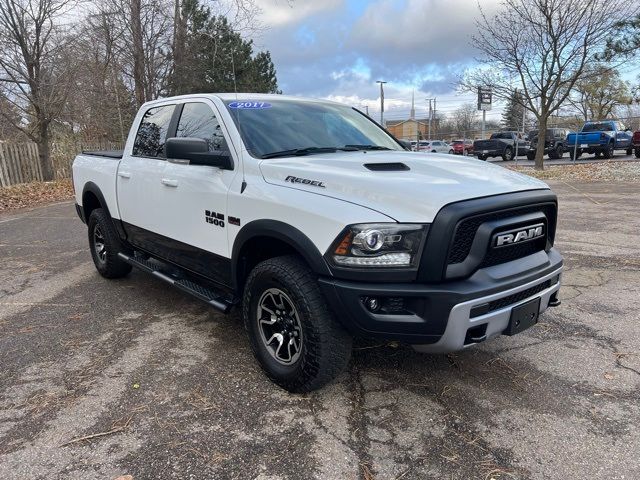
(228, 101), (272, 109)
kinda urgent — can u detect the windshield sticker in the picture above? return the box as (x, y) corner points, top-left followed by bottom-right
(228, 101), (272, 109)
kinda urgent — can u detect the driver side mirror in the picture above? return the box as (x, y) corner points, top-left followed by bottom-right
(165, 137), (233, 170)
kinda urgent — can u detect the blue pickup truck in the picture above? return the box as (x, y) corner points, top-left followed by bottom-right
(566, 120), (633, 160)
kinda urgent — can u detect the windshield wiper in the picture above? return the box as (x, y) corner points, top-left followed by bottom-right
(344, 144), (393, 151)
(260, 146), (358, 159)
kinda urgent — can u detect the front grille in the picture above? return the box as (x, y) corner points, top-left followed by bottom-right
(470, 279), (555, 318)
(479, 239), (544, 268)
(447, 204), (556, 266)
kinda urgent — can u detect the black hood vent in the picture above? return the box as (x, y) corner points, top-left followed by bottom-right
(363, 162), (410, 171)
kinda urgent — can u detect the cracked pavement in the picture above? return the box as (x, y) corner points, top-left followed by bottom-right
(0, 180), (638, 479)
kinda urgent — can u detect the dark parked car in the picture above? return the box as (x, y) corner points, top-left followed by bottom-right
(526, 128), (570, 160)
(474, 131), (529, 161)
(632, 130), (640, 158)
(451, 139), (474, 155)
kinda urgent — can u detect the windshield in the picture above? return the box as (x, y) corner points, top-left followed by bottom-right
(223, 99), (403, 158)
(582, 122), (614, 132)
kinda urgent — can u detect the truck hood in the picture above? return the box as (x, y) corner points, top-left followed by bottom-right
(259, 151), (549, 222)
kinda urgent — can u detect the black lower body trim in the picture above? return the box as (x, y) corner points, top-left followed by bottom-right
(121, 222), (232, 288)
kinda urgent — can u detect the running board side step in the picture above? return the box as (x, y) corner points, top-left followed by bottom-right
(118, 252), (232, 313)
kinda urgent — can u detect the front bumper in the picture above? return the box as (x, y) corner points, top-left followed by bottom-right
(319, 248), (562, 352)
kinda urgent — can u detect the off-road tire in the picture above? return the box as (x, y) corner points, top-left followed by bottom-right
(243, 255), (352, 393)
(602, 143), (614, 159)
(88, 208), (132, 279)
(554, 144), (564, 159)
(502, 147), (513, 161)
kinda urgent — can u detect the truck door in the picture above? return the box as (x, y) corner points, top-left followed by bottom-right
(154, 101), (237, 286)
(616, 122), (632, 148)
(117, 103), (177, 254)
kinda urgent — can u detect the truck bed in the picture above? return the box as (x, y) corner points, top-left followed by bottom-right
(82, 150), (124, 159)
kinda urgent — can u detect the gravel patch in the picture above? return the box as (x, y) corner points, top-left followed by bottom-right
(509, 161), (640, 181)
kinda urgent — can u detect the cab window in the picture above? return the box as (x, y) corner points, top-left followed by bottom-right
(176, 102), (228, 152)
(132, 105), (175, 158)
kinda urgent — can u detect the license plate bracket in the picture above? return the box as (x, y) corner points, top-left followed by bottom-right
(504, 298), (541, 336)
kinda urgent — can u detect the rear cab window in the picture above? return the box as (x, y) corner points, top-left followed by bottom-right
(132, 105), (175, 158)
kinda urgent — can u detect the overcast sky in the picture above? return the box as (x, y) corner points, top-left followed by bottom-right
(253, 0), (504, 121)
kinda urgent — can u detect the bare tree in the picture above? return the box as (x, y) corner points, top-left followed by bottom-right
(60, 10), (136, 143)
(464, 0), (638, 169)
(452, 103), (478, 137)
(0, 0), (78, 179)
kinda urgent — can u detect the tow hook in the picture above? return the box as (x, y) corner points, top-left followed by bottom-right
(548, 292), (561, 308)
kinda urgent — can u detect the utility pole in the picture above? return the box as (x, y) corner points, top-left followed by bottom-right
(376, 80), (387, 126)
(433, 98), (437, 138)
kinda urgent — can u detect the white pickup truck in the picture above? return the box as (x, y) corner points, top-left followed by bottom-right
(72, 94), (563, 392)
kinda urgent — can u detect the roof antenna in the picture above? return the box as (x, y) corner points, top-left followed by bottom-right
(231, 48), (247, 194)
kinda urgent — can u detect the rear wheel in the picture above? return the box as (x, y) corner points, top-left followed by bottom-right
(626, 148), (633, 156)
(569, 149), (581, 161)
(243, 255), (352, 393)
(526, 151), (536, 161)
(635, 148), (640, 159)
(448, 149), (454, 155)
(88, 208), (132, 278)
(502, 147), (513, 161)
(602, 143), (614, 159)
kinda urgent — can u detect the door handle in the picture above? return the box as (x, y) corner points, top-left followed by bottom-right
(161, 178), (179, 187)
(118, 171), (131, 179)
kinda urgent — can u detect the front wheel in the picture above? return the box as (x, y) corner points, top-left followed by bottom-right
(243, 255), (352, 393)
(88, 208), (132, 279)
(448, 149), (454, 155)
(554, 144), (564, 159)
(477, 154), (487, 161)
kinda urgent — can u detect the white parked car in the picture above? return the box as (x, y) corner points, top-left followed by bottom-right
(417, 140), (454, 154)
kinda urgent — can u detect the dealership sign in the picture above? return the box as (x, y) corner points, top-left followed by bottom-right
(477, 87), (492, 111)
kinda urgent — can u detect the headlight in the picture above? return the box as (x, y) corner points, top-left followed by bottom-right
(328, 223), (427, 268)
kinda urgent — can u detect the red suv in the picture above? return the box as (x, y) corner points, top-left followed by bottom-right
(633, 130), (640, 158)
(451, 139), (474, 155)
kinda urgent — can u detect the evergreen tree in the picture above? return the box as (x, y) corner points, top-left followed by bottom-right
(169, 0), (279, 95)
(501, 90), (527, 130)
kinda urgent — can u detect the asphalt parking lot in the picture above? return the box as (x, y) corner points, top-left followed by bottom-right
(1, 180), (639, 480)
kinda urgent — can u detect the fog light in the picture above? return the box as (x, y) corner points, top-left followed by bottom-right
(364, 297), (380, 312)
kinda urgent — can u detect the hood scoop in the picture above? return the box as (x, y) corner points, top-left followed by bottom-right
(363, 162), (410, 171)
